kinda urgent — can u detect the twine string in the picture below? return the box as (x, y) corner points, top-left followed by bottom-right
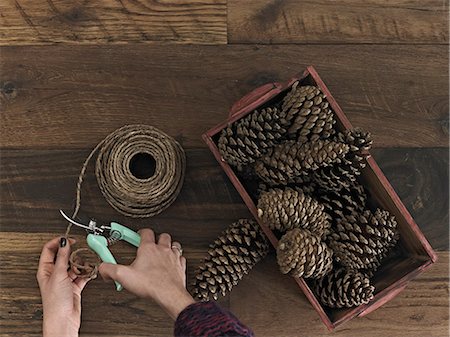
(65, 125), (186, 279)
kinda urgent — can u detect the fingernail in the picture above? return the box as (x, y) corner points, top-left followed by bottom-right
(60, 237), (67, 247)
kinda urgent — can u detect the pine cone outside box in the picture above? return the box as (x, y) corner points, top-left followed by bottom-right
(281, 82), (336, 143)
(218, 107), (287, 170)
(257, 187), (331, 238)
(255, 139), (350, 185)
(277, 228), (333, 279)
(193, 219), (269, 301)
(313, 268), (375, 308)
(328, 208), (399, 272)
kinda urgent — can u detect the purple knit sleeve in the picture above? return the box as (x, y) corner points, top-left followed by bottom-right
(174, 301), (254, 337)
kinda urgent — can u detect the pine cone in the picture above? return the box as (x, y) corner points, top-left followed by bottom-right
(328, 208), (399, 272)
(256, 180), (315, 200)
(277, 228), (333, 279)
(316, 181), (368, 222)
(281, 83), (336, 143)
(338, 128), (373, 158)
(193, 219), (269, 301)
(313, 268), (375, 308)
(257, 187), (331, 237)
(255, 139), (350, 185)
(218, 107), (287, 170)
(311, 128), (373, 192)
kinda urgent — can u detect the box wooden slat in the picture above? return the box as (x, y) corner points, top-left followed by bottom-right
(203, 66), (436, 330)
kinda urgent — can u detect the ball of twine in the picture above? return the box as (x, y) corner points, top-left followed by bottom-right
(95, 124), (186, 218)
(70, 248), (100, 279)
(65, 124), (186, 278)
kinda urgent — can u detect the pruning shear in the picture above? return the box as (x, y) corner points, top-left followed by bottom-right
(60, 210), (141, 291)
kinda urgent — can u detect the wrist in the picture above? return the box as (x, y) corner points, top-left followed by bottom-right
(155, 287), (195, 321)
(43, 313), (79, 337)
(43, 325), (78, 337)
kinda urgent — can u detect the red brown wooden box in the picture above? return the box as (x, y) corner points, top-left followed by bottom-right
(202, 66), (437, 330)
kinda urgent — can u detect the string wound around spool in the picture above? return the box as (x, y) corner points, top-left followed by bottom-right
(63, 125), (186, 282)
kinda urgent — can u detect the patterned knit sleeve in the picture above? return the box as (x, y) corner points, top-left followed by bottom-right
(174, 301), (254, 337)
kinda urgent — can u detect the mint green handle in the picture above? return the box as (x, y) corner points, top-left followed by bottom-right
(110, 222), (141, 247)
(86, 224), (140, 292)
(86, 234), (123, 291)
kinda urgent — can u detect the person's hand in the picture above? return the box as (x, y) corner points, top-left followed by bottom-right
(37, 237), (90, 337)
(99, 229), (195, 320)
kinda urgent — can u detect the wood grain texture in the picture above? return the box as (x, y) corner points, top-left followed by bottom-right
(0, 148), (250, 242)
(1, 232), (446, 336)
(1, 147), (448, 251)
(371, 148), (449, 251)
(0, 0), (227, 45)
(0, 232), (230, 337)
(228, 0), (449, 44)
(230, 253), (449, 337)
(1, 1), (448, 333)
(1, 44), (448, 148)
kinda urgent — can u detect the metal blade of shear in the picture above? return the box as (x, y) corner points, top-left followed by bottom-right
(59, 209), (93, 231)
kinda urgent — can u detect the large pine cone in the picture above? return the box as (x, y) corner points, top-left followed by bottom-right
(311, 128), (373, 192)
(192, 219), (269, 301)
(316, 181), (368, 223)
(313, 268), (375, 308)
(255, 139), (349, 185)
(328, 208), (398, 272)
(257, 187), (331, 237)
(281, 83), (336, 143)
(218, 107), (287, 170)
(277, 228), (333, 279)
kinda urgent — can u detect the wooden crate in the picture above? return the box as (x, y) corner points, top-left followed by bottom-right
(202, 66), (437, 330)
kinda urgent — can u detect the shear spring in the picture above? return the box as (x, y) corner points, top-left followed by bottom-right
(107, 230), (122, 246)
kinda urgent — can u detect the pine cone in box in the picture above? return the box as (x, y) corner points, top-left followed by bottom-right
(255, 179), (316, 201)
(311, 128), (373, 192)
(313, 268), (375, 308)
(281, 83), (336, 143)
(317, 181), (368, 222)
(193, 219), (269, 301)
(328, 208), (399, 272)
(218, 107), (287, 170)
(277, 228), (333, 279)
(338, 127), (373, 162)
(255, 139), (350, 185)
(257, 187), (331, 237)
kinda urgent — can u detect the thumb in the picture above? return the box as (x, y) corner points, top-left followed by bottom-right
(99, 263), (127, 284)
(55, 237), (71, 271)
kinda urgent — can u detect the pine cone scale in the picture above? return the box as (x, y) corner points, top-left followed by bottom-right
(193, 219), (269, 302)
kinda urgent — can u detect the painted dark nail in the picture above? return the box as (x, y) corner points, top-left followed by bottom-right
(60, 237), (67, 247)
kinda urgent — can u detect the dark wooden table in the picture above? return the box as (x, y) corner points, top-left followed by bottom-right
(0, 1), (448, 336)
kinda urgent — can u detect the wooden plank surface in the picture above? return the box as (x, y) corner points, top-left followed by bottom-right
(0, 148), (250, 239)
(1, 148), (447, 250)
(371, 148), (449, 251)
(0, 0), (227, 45)
(1, 0), (448, 335)
(228, 0), (449, 44)
(0, 232), (230, 337)
(230, 252), (449, 337)
(1, 44), (448, 148)
(1, 146), (446, 335)
(0, 232), (447, 336)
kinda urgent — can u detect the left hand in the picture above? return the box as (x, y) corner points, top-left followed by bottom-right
(37, 237), (90, 337)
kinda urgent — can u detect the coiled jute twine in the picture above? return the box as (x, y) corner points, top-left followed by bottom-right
(65, 124), (186, 279)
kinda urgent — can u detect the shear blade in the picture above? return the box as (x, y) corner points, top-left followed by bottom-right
(59, 209), (92, 231)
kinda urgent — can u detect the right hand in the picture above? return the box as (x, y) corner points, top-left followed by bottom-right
(99, 228), (195, 320)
